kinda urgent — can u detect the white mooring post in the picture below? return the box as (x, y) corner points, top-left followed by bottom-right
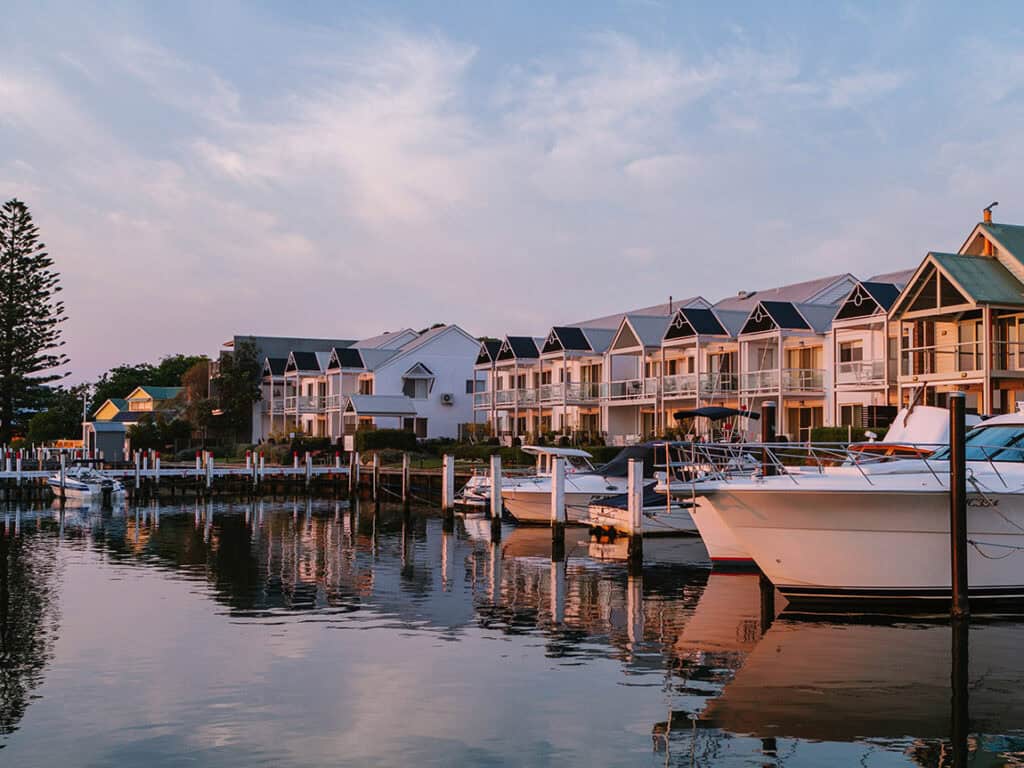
(335, 451), (341, 470)
(259, 452), (265, 482)
(206, 454), (213, 490)
(15, 452), (22, 487)
(59, 453), (67, 496)
(550, 456), (566, 548)
(246, 451), (252, 471)
(134, 451), (141, 491)
(489, 454), (502, 541)
(441, 454), (456, 512)
(371, 452), (378, 502)
(293, 452), (299, 470)
(154, 452), (161, 488)
(305, 452), (313, 487)
(627, 458), (643, 566)
(3, 451), (10, 474)
(352, 451), (361, 496)
(401, 452), (411, 506)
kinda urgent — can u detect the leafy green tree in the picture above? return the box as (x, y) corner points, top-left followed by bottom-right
(26, 385), (89, 443)
(211, 339), (262, 441)
(90, 353), (207, 414)
(0, 199), (68, 441)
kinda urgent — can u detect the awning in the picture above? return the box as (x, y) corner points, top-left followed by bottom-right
(345, 395), (417, 418)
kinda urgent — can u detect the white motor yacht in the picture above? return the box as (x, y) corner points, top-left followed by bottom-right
(48, 465), (125, 502)
(696, 410), (1024, 604)
(664, 404), (978, 567)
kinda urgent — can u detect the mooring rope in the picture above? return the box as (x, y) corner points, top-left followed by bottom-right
(967, 539), (1024, 560)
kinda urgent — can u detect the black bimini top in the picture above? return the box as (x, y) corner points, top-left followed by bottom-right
(673, 406), (760, 421)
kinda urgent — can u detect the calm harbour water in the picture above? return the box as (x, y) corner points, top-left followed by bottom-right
(1, 500), (1023, 767)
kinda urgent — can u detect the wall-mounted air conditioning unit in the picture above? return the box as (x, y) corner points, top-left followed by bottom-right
(440, 393), (454, 405)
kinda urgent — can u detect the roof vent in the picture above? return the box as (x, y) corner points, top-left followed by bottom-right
(737, 290), (754, 299)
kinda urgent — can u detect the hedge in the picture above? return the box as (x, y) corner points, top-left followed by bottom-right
(355, 429), (419, 453)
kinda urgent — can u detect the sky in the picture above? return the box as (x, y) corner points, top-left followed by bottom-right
(3, 1), (1024, 383)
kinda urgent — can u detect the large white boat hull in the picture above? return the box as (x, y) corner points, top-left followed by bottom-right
(689, 499), (754, 565)
(704, 478), (1024, 603)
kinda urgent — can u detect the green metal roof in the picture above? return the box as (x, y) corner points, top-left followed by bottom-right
(930, 252), (1024, 305)
(133, 386), (184, 400)
(980, 223), (1024, 263)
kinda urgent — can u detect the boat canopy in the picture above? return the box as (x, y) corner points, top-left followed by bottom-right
(520, 445), (593, 458)
(597, 444), (659, 478)
(673, 406), (760, 421)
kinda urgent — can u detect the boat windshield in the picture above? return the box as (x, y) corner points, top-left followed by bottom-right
(931, 425), (1024, 462)
(567, 455), (595, 472)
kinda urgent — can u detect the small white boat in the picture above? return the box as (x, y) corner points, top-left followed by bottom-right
(500, 446), (630, 525)
(585, 482), (698, 536)
(48, 466), (125, 502)
(698, 410), (1024, 605)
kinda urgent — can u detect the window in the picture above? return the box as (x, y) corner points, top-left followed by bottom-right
(465, 380), (475, 394)
(402, 417), (428, 438)
(402, 378), (429, 399)
(358, 379), (373, 395)
(839, 404), (864, 427)
(839, 342), (864, 363)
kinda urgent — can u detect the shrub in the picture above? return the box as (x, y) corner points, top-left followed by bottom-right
(355, 429), (418, 453)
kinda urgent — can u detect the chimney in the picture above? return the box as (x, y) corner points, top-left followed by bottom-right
(982, 202), (998, 255)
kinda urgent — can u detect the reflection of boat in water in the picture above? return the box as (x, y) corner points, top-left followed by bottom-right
(586, 536), (708, 566)
(702, 617), (1024, 743)
(674, 572), (766, 662)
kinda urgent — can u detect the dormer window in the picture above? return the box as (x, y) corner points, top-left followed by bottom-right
(401, 363), (435, 399)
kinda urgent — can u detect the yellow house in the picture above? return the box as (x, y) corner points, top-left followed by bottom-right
(92, 387), (184, 424)
(93, 398), (127, 421)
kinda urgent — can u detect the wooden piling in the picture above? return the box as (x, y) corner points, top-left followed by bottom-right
(949, 392), (969, 618)
(550, 456), (566, 552)
(401, 452), (411, 507)
(441, 454), (455, 513)
(627, 458), (643, 566)
(761, 400), (777, 476)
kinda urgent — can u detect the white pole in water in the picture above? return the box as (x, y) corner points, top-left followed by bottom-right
(154, 453), (161, 488)
(489, 454), (502, 541)
(259, 452), (265, 482)
(401, 452), (411, 506)
(550, 456), (566, 547)
(3, 451), (10, 473)
(441, 454), (455, 512)
(134, 451), (141, 491)
(206, 454), (213, 490)
(293, 451), (299, 470)
(195, 451), (201, 477)
(246, 451), (252, 471)
(15, 452), (22, 487)
(305, 451), (312, 487)
(59, 452), (67, 496)
(627, 458), (643, 566)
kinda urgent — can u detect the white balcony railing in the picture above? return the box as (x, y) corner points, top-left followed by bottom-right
(836, 359), (885, 385)
(740, 368), (824, 393)
(284, 395), (324, 413)
(699, 372), (738, 396)
(662, 374), (698, 398)
(608, 378), (658, 400)
(473, 392), (492, 408)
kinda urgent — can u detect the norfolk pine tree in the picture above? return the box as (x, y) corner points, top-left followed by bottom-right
(0, 199), (68, 442)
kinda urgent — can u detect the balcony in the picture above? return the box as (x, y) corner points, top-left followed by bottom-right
(539, 382), (603, 403)
(284, 395), (324, 414)
(473, 391), (492, 409)
(608, 377), (658, 400)
(699, 372), (738, 397)
(324, 394), (348, 411)
(740, 368), (824, 394)
(899, 341), (984, 379)
(662, 374), (698, 398)
(836, 359), (885, 386)
(262, 401), (287, 415)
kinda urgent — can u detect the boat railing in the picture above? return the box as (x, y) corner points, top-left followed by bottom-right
(653, 440), (956, 489)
